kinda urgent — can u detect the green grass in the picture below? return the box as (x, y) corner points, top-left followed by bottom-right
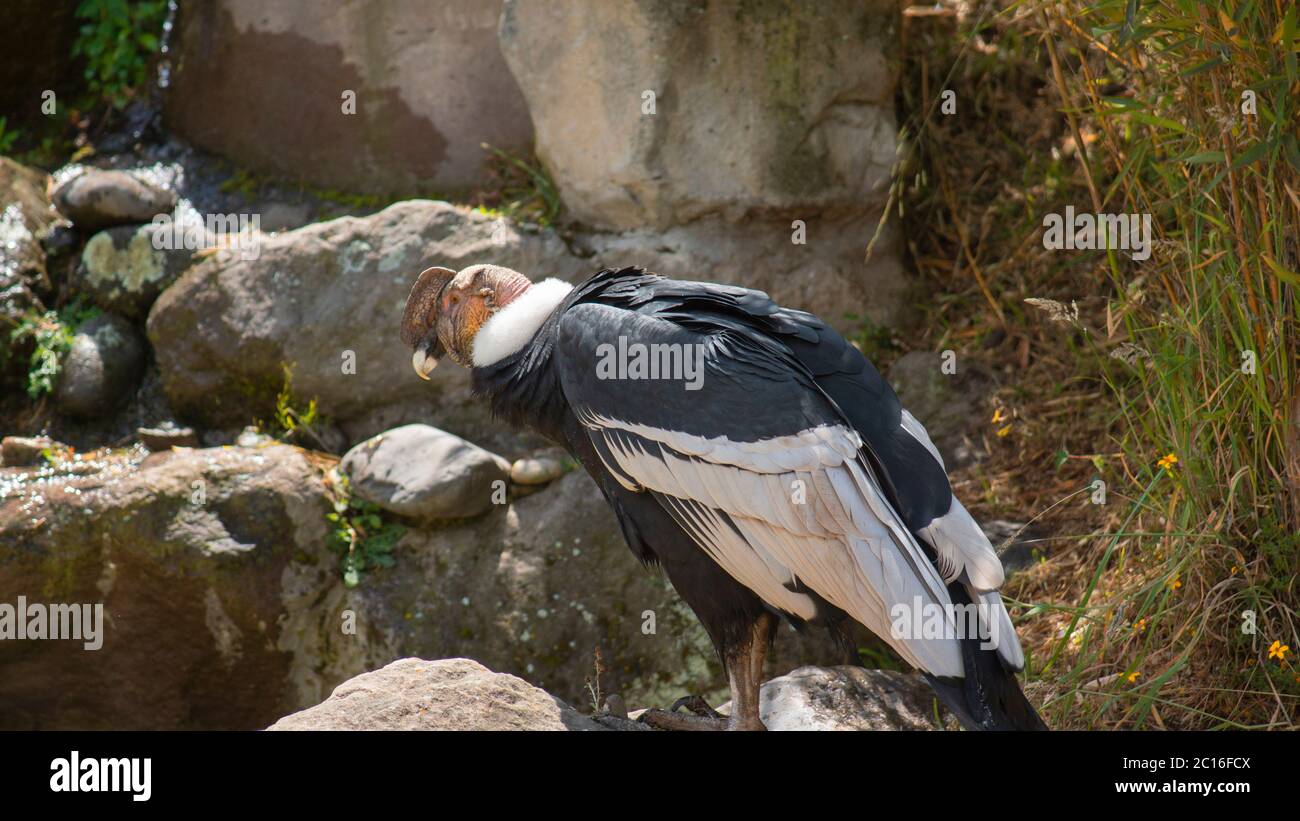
(479, 143), (562, 227)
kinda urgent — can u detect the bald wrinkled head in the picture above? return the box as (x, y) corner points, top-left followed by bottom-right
(400, 263), (533, 378)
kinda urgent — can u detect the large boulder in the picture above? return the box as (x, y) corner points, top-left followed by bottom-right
(340, 425), (511, 521)
(499, 0), (902, 231)
(267, 658), (604, 731)
(165, 0), (533, 195)
(145, 200), (592, 444)
(0, 444), (335, 730)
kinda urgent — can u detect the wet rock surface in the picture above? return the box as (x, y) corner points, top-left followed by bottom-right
(1, 435), (60, 467)
(137, 424), (200, 451)
(50, 168), (177, 232)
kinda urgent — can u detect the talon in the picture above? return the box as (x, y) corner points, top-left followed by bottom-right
(669, 695), (722, 719)
(637, 708), (728, 732)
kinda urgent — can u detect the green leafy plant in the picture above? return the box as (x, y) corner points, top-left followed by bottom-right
(72, 0), (169, 107)
(6, 303), (100, 399)
(325, 474), (405, 588)
(480, 143), (562, 226)
(258, 364), (335, 451)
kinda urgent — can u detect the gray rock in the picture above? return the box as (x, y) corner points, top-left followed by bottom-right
(0, 444), (335, 729)
(1, 435), (59, 467)
(137, 425), (200, 451)
(166, 0), (533, 195)
(500, 0), (901, 231)
(510, 455), (564, 486)
(236, 426), (273, 448)
(266, 658), (605, 731)
(719, 666), (949, 731)
(887, 351), (994, 469)
(986, 520), (1050, 578)
(340, 424), (510, 521)
(74, 222), (196, 319)
(53, 313), (146, 418)
(50, 169), (176, 232)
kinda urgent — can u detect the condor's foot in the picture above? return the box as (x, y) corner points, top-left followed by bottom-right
(637, 708), (728, 731)
(637, 693), (723, 731)
(637, 695), (765, 731)
(669, 694), (723, 719)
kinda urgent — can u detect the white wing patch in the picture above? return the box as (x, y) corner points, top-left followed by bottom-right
(578, 413), (967, 677)
(897, 406), (1024, 670)
(918, 496), (1005, 591)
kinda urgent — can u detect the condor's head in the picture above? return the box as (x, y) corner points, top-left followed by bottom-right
(400, 264), (534, 378)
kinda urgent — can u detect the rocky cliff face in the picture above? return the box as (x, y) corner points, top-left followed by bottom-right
(0, 441), (854, 729)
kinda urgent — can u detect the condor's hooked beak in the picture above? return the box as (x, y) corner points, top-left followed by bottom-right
(411, 345), (438, 380)
(401, 265), (457, 379)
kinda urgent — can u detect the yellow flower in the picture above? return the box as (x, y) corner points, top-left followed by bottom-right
(1166, 574), (1181, 591)
(1133, 618), (1147, 633)
(1156, 453), (1179, 471)
(1268, 640), (1291, 661)
(1126, 671), (1141, 684)
(991, 407), (1008, 424)
(996, 424), (1012, 438)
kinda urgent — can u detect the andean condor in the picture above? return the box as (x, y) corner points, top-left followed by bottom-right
(401, 263), (1047, 731)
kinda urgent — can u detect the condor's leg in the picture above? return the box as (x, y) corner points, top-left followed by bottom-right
(638, 611), (778, 731)
(723, 610), (778, 730)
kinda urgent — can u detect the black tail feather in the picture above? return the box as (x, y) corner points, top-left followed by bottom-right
(924, 645), (1047, 731)
(923, 586), (1048, 731)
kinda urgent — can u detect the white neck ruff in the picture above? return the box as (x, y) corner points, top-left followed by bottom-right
(471, 278), (574, 367)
